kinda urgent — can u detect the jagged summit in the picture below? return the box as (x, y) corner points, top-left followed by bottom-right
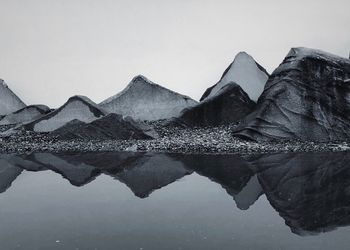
(233, 47), (350, 142)
(25, 95), (106, 132)
(200, 52), (269, 102)
(0, 79), (26, 115)
(100, 75), (198, 121)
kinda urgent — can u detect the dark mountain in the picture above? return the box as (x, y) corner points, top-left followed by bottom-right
(53, 113), (156, 140)
(176, 83), (256, 127)
(233, 47), (350, 142)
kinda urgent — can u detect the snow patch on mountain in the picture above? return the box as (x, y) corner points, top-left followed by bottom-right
(100, 75), (198, 121)
(201, 52), (269, 102)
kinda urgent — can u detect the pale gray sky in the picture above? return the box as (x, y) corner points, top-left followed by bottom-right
(0, 0), (349, 107)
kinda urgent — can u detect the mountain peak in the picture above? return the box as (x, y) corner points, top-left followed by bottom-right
(100, 76), (198, 121)
(201, 52), (269, 102)
(0, 79), (26, 115)
(131, 74), (152, 84)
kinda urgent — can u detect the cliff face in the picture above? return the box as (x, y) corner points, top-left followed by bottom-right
(177, 83), (256, 127)
(233, 48), (350, 142)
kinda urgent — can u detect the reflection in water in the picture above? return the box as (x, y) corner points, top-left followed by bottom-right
(0, 151), (349, 236)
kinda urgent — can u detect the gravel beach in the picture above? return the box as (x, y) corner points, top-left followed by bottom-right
(0, 124), (349, 154)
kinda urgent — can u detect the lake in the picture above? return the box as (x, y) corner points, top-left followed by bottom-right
(0, 151), (350, 250)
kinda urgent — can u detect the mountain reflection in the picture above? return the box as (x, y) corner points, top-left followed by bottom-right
(0, 151), (349, 236)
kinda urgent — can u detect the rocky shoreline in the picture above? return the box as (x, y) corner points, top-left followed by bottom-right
(0, 124), (349, 154)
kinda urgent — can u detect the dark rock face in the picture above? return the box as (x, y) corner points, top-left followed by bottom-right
(53, 113), (155, 140)
(256, 152), (350, 235)
(176, 83), (256, 127)
(233, 48), (350, 142)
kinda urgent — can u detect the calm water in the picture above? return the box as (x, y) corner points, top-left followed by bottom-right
(0, 151), (350, 250)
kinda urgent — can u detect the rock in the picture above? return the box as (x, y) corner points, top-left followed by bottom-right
(233, 47), (350, 142)
(175, 83), (256, 127)
(52, 113), (156, 140)
(24, 95), (106, 132)
(200, 52), (269, 102)
(0, 105), (50, 125)
(0, 79), (26, 115)
(100, 75), (198, 121)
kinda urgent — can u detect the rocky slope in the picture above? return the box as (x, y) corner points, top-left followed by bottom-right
(176, 83), (256, 127)
(24, 95), (106, 132)
(0, 79), (26, 115)
(233, 48), (350, 142)
(100, 75), (198, 121)
(0, 105), (50, 125)
(200, 52), (269, 102)
(52, 113), (156, 140)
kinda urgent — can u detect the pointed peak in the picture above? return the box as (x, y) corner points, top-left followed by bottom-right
(0, 79), (8, 88)
(129, 75), (156, 86)
(234, 51), (253, 59)
(66, 95), (105, 113)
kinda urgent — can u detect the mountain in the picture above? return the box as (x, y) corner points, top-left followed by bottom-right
(100, 75), (198, 121)
(0, 79), (26, 115)
(25, 95), (107, 132)
(0, 105), (50, 125)
(200, 52), (269, 102)
(53, 113), (156, 140)
(233, 48), (350, 142)
(176, 83), (256, 127)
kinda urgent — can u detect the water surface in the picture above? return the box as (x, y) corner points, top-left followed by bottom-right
(0, 151), (350, 250)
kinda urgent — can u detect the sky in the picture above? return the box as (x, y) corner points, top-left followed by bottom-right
(0, 0), (349, 108)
